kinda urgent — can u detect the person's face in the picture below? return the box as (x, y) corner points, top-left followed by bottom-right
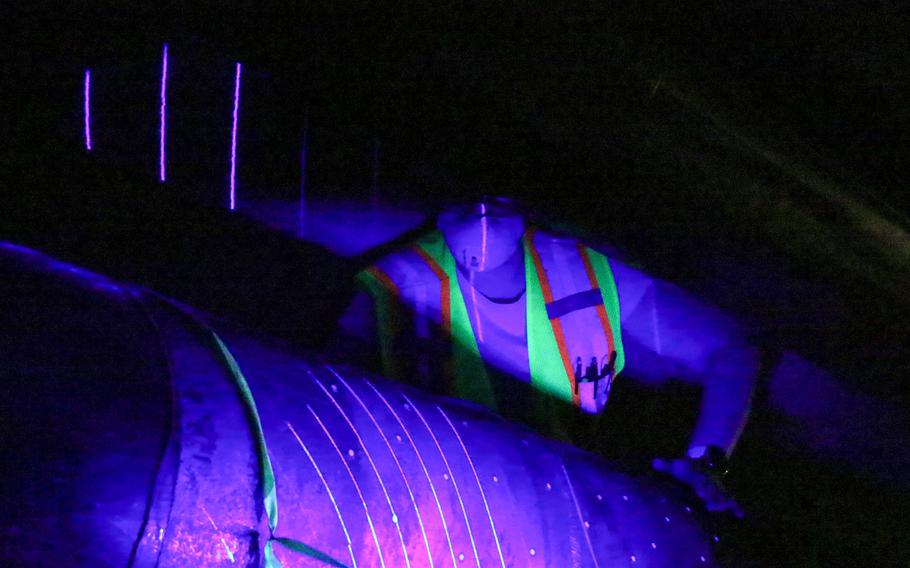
(437, 197), (525, 272)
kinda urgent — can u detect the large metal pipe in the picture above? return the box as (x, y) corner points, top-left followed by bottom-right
(0, 244), (716, 567)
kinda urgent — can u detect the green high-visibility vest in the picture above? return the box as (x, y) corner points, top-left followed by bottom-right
(358, 228), (624, 415)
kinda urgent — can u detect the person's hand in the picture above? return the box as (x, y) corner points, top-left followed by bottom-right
(652, 456), (744, 518)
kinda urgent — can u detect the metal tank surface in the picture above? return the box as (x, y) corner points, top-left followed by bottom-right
(0, 243), (716, 567)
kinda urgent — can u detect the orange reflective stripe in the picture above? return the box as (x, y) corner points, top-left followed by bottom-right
(360, 265), (406, 380)
(576, 243), (616, 356)
(410, 245), (451, 335)
(366, 265), (400, 296)
(526, 227), (579, 406)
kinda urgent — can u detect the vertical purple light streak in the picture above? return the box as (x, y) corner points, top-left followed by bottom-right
(307, 404), (387, 568)
(308, 370), (413, 568)
(365, 380), (458, 567)
(400, 393), (481, 568)
(83, 69), (92, 151)
(436, 406), (506, 568)
(328, 367), (435, 568)
(286, 421), (358, 568)
(159, 43), (168, 182)
(229, 62), (242, 210)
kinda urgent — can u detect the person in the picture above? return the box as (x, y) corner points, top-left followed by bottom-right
(335, 196), (758, 515)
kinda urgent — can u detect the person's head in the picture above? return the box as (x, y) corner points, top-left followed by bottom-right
(437, 196), (525, 273)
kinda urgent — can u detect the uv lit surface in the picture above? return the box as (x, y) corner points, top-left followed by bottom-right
(0, 243), (716, 567)
(144, 319), (717, 567)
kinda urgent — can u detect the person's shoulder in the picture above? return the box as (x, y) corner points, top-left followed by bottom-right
(529, 227), (587, 254)
(537, 227), (657, 293)
(531, 227), (626, 264)
(529, 227), (662, 314)
(361, 236), (440, 290)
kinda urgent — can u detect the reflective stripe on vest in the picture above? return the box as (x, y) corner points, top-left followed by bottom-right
(524, 227), (624, 408)
(356, 266), (404, 380)
(412, 232), (498, 410)
(359, 229), (624, 413)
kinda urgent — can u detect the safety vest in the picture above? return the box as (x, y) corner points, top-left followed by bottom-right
(357, 227), (624, 416)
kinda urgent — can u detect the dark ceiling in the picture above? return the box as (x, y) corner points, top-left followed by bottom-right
(11, 2), (908, 201)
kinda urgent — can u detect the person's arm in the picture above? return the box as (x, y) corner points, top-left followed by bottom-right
(612, 260), (758, 515)
(613, 260), (759, 454)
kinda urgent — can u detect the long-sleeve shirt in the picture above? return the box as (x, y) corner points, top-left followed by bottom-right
(335, 253), (759, 454)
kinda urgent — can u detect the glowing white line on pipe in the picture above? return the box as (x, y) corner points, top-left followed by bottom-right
(309, 369), (412, 568)
(287, 420), (358, 568)
(562, 463), (600, 568)
(158, 43), (168, 182)
(401, 393), (481, 568)
(308, 404), (386, 568)
(229, 62), (241, 210)
(366, 380), (459, 567)
(200, 504), (236, 563)
(328, 367), (435, 567)
(83, 69), (92, 151)
(437, 406), (506, 568)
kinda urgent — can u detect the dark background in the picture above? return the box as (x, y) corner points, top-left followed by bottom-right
(6, 2), (910, 566)
(11, 3), (909, 201)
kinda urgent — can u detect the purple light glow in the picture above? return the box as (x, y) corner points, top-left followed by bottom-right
(366, 380), (458, 567)
(562, 464), (600, 568)
(309, 371), (413, 567)
(159, 44), (168, 182)
(8, 250), (724, 565)
(1, 242), (125, 295)
(328, 368), (435, 567)
(401, 393), (481, 568)
(229, 62), (241, 210)
(200, 504), (236, 563)
(308, 404), (387, 568)
(437, 406), (506, 568)
(287, 421), (358, 568)
(83, 69), (92, 151)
